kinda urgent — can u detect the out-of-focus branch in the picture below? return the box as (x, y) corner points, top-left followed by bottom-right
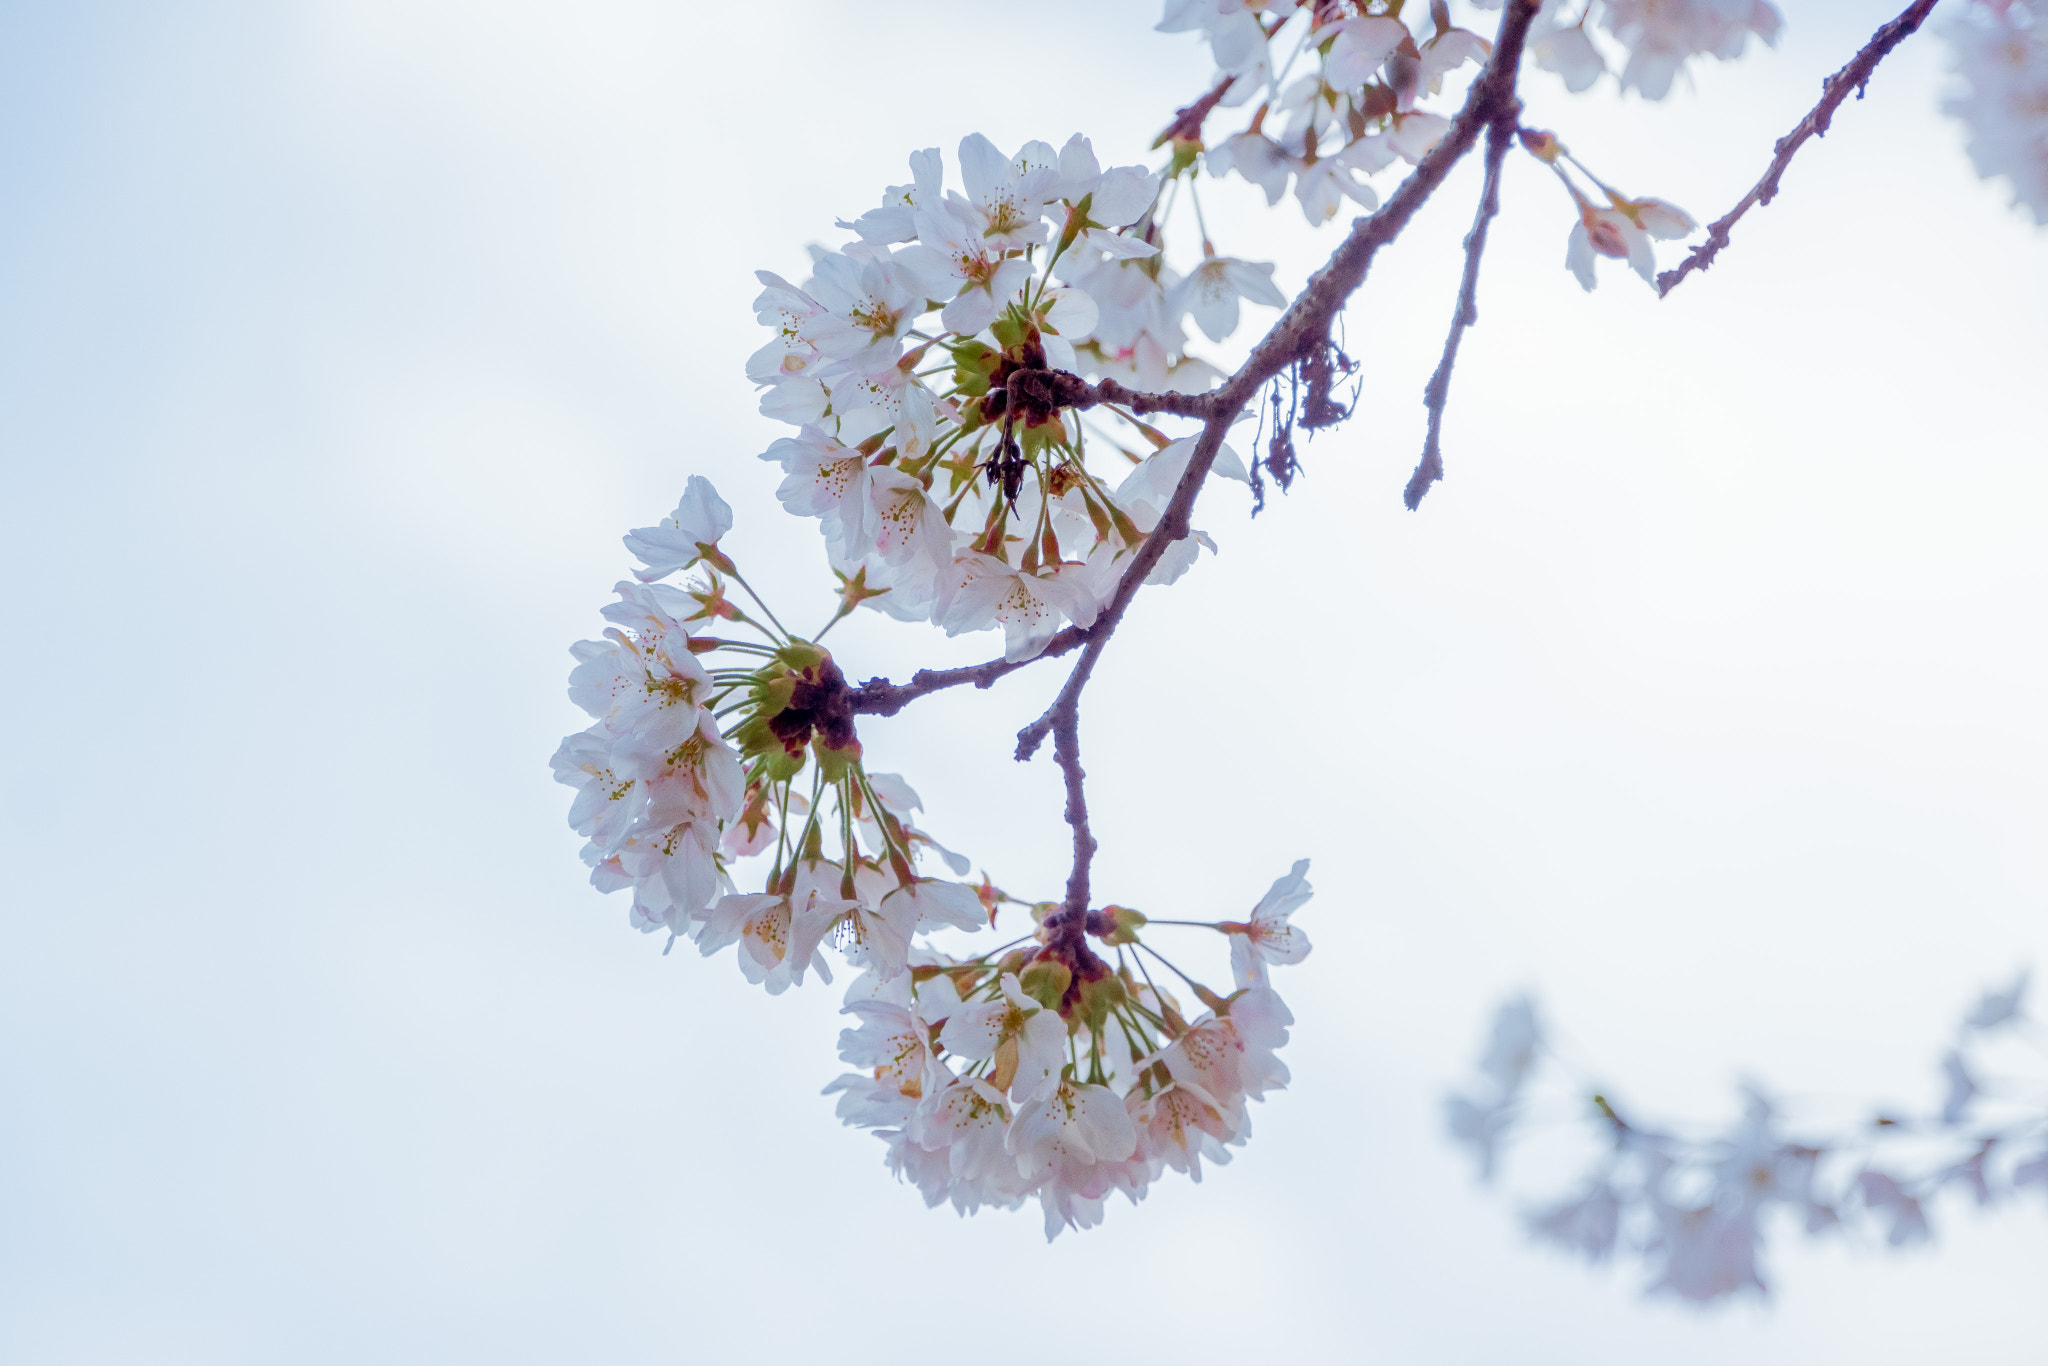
(1657, 0), (1941, 297)
(1405, 107), (1519, 511)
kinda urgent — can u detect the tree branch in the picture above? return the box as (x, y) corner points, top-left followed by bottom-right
(847, 625), (1090, 717)
(1657, 0), (1941, 297)
(1152, 76), (1238, 149)
(1017, 0), (1544, 764)
(1229, 0), (1539, 401)
(1051, 702), (1096, 918)
(1405, 106), (1518, 511)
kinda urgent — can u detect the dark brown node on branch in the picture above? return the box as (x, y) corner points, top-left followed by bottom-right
(1036, 907), (1114, 1017)
(766, 656), (858, 757)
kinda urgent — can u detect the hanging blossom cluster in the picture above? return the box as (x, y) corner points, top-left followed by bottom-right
(1944, 0), (2048, 223)
(1157, 1), (1726, 292)
(554, 0), (2044, 1262)
(1166, 0), (1780, 179)
(552, 471), (1318, 1237)
(1447, 974), (2048, 1302)
(751, 130), (1274, 663)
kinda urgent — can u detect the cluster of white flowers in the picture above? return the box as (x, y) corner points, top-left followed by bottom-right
(828, 863), (1312, 1239)
(752, 131), (1282, 662)
(550, 478), (748, 940)
(1945, 0), (2048, 224)
(555, 466), (1319, 1235)
(552, 0), (2046, 1261)
(554, 477), (988, 966)
(1449, 974), (2048, 1302)
(1169, 0), (1495, 224)
(1160, 2), (1710, 291)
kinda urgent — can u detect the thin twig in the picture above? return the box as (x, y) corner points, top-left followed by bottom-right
(1013, 0), (1544, 921)
(1052, 704), (1095, 918)
(1152, 76), (1238, 150)
(1657, 0), (1940, 297)
(1405, 106), (1519, 511)
(847, 626), (1090, 717)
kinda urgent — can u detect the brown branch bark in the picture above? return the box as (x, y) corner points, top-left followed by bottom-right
(1014, 0), (1543, 918)
(1405, 105), (1518, 511)
(1153, 76), (1238, 149)
(1657, 0), (1941, 297)
(847, 626), (1090, 717)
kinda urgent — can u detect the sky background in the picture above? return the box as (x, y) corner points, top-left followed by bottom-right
(3, 1), (2046, 1362)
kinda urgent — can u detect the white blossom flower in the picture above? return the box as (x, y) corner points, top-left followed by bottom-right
(1649, 1199), (1764, 1301)
(747, 270), (830, 387)
(1479, 995), (1541, 1093)
(907, 1075), (1028, 1209)
(1602, 0), (1782, 101)
(796, 856), (919, 981)
(1387, 111), (1451, 164)
(1855, 1170), (1932, 1247)
(1531, 11), (1607, 91)
(1224, 857), (1314, 988)
(1527, 1180), (1623, 1260)
(803, 247), (926, 373)
(1965, 967), (2031, 1030)
(1006, 1077), (1141, 1239)
(1206, 131), (1297, 205)
(1129, 1080), (1238, 1181)
(1324, 15), (1408, 90)
(762, 425), (881, 552)
(941, 972), (1068, 1100)
(622, 476), (733, 583)
(839, 146), (944, 245)
(938, 552), (1097, 662)
(697, 890), (838, 995)
(902, 193), (1037, 335)
(1445, 1093), (1516, 1180)
(1049, 134), (1162, 260)
(1945, 1), (2048, 223)
(1419, 26), (1491, 89)
(956, 133), (1061, 253)
(1940, 1049), (1979, 1125)
(1171, 255), (1287, 343)
(1159, 0), (1295, 91)
(1565, 193), (1693, 291)
(826, 996), (935, 1127)
(1294, 136), (1394, 222)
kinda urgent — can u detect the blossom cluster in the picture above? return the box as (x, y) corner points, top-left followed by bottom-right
(553, 0), (2048, 1268)
(554, 476), (1317, 1236)
(1448, 974), (2047, 1302)
(752, 129), (1279, 662)
(1163, 0), (1773, 211)
(1944, 0), (2048, 224)
(828, 863), (1310, 1239)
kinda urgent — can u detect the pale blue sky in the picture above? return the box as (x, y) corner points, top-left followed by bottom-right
(2, 3), (2045, 1362)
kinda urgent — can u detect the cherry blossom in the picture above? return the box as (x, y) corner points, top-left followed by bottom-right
(1223, 858), (1314, 987)
(623, 475), (734, 583)
(1601, 0), (1783, 100)
(1945, 0), (2048, 224)
(548, 0), (2048, 1268)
